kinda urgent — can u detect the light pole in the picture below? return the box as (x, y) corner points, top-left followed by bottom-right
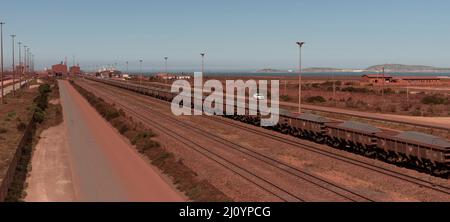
(0, 21), (5, 104)
(164, 56), (168, 83)
(26, 48), (30, 80)
(31, 54), (34, 73)
(24, 45), (27, 75)
(332, 71), (336, 105)
(381, 66), (385, 98)
(11, 34), (16, 95)
(126, 61), (129, 73)
(200, 52), (206, 74)
(139, 59), (143, 86)
(18, 41), (22, 87)
(296, 41), (305, 114)
(406, 80), (409, 105)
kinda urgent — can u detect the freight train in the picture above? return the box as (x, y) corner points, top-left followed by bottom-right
(82, 76), (450, 177)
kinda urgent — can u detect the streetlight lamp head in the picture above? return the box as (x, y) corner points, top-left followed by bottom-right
(296, 41), (305, 47)
(200, 53), (206, 57)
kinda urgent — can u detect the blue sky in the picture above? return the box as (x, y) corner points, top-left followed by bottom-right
(1, 0), (449, 71)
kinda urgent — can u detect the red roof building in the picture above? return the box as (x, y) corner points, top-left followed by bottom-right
(51, 63), (68, 76)
(361, 74), (393, 84)
(70, 65), (81, 75)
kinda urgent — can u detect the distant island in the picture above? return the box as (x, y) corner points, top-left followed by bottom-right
(366, 64), (450, 73)
(256, 69), (289, 73)
(257, 64), (450, 73)
(302, 67), (358, 73)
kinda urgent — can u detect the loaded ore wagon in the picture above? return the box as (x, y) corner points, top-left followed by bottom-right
(325, 121), (381, 156)
(376, 131), (450, 176)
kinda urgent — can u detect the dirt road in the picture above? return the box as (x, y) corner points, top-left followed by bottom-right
(25, 123), (76, 202)
(51, 80), (185, 202)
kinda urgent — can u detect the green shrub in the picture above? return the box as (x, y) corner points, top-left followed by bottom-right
(136, 138), (160, 153)
(111, 117), (131, 135)
(280, 95), (292, 101)
(38, 84), (51, 95)
(132, 131), (156, 145)
(7, 112), (16, 118)
(306, 96), (326, 103)
(421, 94), (447, 105)
(103, 108), (120, 121)
(16, 121), (27, 132)
(341, 86), (370, 93)
(33, 110), (46, 123)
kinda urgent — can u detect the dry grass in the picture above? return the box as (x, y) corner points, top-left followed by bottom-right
(4, 79), (63, 201)
(0, 84), (38, 185)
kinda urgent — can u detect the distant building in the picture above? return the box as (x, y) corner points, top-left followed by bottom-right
(69, 65), (81, 75)
(155, 73), (191, 80)
(392, 76), (441, 85)
(51, 62), (68, 77)
(15, 64), (25, 74)
(155, 73), (177, 80)
(362, 74), (443, 86)
(96, 67), (121, 78)
(361, 74), (393, 84)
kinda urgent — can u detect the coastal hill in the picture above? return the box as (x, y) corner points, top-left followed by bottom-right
(257, 64), (450, 73)
(366, 64), (450, 72)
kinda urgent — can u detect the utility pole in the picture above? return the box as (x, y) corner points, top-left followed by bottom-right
(139, 59), (143, 86)
(27, 48), (30, 81)
(164, 56), (168, 83)
(18, 41), (22, 87)
(332, 71), (336, 105)
(296, 41), (305, 114)
(200, 52), (206, 74)
(406, 82), (409, 105)
(24, 45), (27, 75)
(11, 34), (15, 95)
(31, 54), (34, 73)
(382, 66), (385, 98)
(0, 21), (5, 103)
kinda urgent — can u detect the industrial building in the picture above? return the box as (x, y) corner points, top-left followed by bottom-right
(51, 62), (68, 77)
(70, 65), (81, 75)
(361, 74), (393, 84)
(362, 74), (443, 86)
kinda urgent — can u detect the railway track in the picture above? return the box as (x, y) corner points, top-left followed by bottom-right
(78, 80), (375, 202)
(122, 80), (450, 132)
(81, 77), (450, 198)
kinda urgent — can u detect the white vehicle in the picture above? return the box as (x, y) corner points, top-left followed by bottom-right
(253, 93), (265, 100)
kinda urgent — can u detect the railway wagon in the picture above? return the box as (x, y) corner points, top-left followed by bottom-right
(294, 113), (339, 143)
(82, 76), (450, 177)
(376, 131), (450, 175)
(273, 109), (298, 134)
(276, 111), (334, 142)
(325, 121), (381, 156)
